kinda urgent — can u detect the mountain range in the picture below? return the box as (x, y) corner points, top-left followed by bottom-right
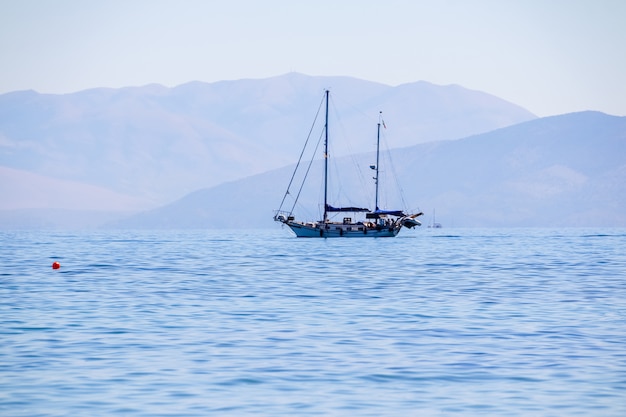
(112, 111), (626, 229)
(1, 73), (624, 229)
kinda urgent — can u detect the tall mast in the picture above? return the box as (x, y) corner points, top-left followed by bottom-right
(374, 111), (382, 211)
(323, 89), (329, 223)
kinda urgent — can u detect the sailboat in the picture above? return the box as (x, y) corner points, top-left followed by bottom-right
(428, 209), (442, 228)
(274, 90), (423, 238)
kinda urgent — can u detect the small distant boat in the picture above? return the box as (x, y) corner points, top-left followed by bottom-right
(428, 209), (442, 228)
(274, 90), (423, 238)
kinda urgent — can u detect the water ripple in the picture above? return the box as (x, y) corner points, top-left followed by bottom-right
(1, 228), (625, 416)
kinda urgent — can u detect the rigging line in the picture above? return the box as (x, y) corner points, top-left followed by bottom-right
(332, 91), (380, 197)
(328, 91), (372, 205)
(288, 124), (326, 217)
(276, 94), (325, 213)
(332, 93), (378, 125)
(381, 131), (410, 210)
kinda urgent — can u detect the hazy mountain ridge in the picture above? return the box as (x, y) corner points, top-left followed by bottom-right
(4, 74), (622, 229)
(0, 166), (148, 211)
(392, 111), (626, 227)
(111, 111), (626, 229)
(0, 73), (536, 214)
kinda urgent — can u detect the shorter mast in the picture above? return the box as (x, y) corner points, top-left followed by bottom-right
(374, 111), (382, 211)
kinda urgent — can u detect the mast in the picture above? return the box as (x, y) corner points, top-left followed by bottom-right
(323, 89), (329, 223)
(374, 111), (382, 211)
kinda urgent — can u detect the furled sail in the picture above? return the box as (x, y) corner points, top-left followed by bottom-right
(325, 204), (370, 213)
(374, 209), (406, 217)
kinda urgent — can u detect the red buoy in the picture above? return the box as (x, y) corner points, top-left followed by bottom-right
(52, 261), (61, 269)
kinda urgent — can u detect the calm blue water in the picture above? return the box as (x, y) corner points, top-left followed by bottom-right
(1, 228), (625, 416)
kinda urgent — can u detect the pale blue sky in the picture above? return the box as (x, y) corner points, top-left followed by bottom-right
(1, 0), (624, 116)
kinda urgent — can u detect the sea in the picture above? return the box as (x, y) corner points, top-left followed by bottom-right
(1, 227), (625, 416)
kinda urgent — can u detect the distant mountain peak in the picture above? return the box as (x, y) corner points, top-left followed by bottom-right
(1, 74), (545, 228)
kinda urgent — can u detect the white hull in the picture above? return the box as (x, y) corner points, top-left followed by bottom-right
(284, 221), (401, 238)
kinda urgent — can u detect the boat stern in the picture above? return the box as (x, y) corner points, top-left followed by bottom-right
(401, 212), (424, 229)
